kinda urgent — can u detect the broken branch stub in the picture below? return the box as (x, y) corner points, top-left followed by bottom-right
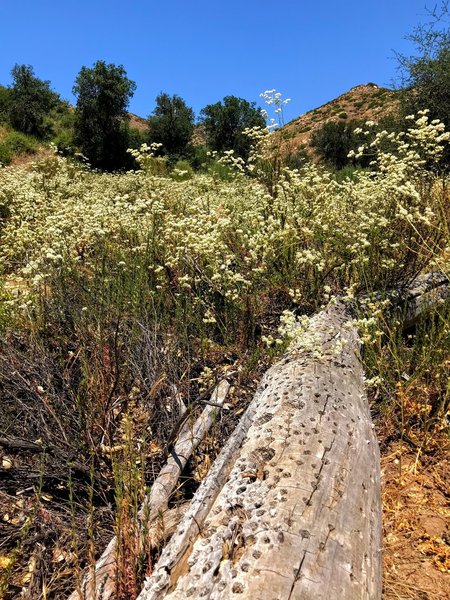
(138, 301), (382, 600)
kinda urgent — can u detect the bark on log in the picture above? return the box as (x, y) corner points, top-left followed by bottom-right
(362, 271), (449, 329)
(398, 271), (450, 328)
(69, 381), (229, 600)
(138, 301), (382, 600)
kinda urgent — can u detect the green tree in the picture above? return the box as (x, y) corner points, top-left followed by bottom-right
(147, 93), (194, 159)
(396, 4), (450, 166)
(8, 64), (58, 138)
(199, 95), (265, 159)
(0, 85), (11, 123)
(310, 119), (381, 170)
(399, 34), (450, 121)
(311, 121), (355, 169)
(73, 61), (136, 170)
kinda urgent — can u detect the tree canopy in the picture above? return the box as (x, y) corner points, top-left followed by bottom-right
(0, 85), (11, 123)
(397, 4), (450, 166)
(8, 64), (59, 138)
(199, 96), (265, 159)
(400, 30), (450, 123)
(73, 61), (136, 170)
(147, 93), (194, 159)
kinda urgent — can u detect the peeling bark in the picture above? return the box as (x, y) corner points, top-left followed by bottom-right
(138, 301), (382, 600)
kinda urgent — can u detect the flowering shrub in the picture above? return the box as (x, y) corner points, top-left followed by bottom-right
(0, 110), (449, 328)
(0, 102), (449, 598)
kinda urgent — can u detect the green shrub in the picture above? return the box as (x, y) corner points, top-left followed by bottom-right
(283, 148), (310, 170)
(311, 120), (353, 168)
(190, 144), (209, 171)
(329, 165), (368, 183)
(127, 127), (147, 150)
(0, 143), (12, 165)
(311, 119), (370, 169)
(47, 102), (75, 149)
(338, 112), (348, 119)
(207, 159), (234, 181)
(52, 129), (75, 155)
(3, 130), (38, 155)
(0, 130), (39, 165)
(170, 159), (193, 181)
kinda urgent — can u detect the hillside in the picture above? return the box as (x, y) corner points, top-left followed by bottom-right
(279, 83), (401, 158)
(128, 112), (148, 132)
(130, 83), (401, 155)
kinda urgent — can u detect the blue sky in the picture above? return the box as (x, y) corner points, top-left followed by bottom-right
(0, 1), (442, 122)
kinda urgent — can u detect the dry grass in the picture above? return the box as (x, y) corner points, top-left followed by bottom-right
(379, 368), (450, 599)
(382, 439), (449, 599)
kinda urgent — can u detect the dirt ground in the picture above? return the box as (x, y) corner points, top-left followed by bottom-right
(382, 440), (450, 599)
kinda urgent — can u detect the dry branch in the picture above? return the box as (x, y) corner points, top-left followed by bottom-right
(68, 380), (229, 600)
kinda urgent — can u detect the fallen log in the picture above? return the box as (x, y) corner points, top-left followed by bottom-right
(69, 380), (230, 600)
(138, 300), (382, 600)
(364, 271), (450, 329)
(70, 272), (450, 599)
(398, 271), (450, 328)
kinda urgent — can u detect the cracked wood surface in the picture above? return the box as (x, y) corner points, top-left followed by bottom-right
(138, 301), (382, 600)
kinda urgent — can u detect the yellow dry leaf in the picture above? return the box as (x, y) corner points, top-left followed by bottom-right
(149, 441), (162, 454)
(52, 548), (65, 563)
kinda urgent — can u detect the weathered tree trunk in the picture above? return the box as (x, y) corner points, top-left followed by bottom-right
(398, 271), (449, 328)
(69, 381), (229, 600)
(138, 301), (382, 600)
